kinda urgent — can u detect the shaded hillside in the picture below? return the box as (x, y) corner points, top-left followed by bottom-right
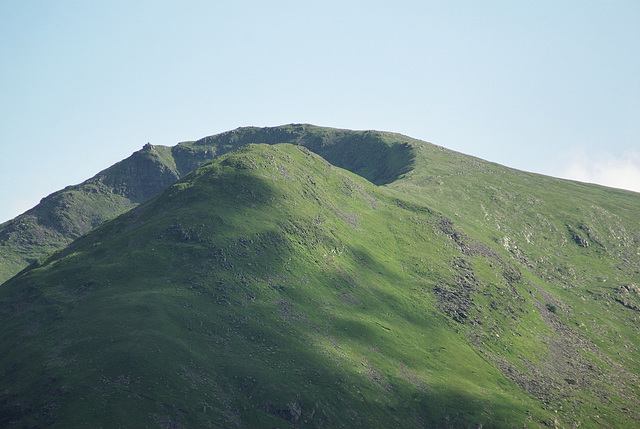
(188, 124), (416, 185)
(0, 125), (415, 284)
(0, 144), (213, 283)
(1, 141), (639, 428)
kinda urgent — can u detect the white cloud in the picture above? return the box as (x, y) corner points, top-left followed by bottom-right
(555, 149), (640, 194)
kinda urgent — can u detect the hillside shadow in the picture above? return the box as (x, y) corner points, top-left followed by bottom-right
(302, 132), (416, 185)
(190, 125), (417, 185)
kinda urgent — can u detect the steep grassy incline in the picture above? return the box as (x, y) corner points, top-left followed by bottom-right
(187, 124), (417, 186)
(1, 143), (640, 428)
(0, 125), (417, 284)
(0, 144), (216, 283)
(390, 147), (640, 427)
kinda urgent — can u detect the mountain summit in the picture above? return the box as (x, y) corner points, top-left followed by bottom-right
(1, 125), (639, 427)
(0, 125), (415, 284)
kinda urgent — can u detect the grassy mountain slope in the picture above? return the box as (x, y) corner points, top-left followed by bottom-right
(0, 143), (210, 283)
(1, 135), (639, 427)
(402, 164), (640, 425)
(0, 125), (414, 285)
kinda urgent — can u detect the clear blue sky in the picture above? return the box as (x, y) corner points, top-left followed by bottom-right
(1, 1), (639, 223)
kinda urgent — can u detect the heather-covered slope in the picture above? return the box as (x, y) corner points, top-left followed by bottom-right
(1, 141), (639, 428)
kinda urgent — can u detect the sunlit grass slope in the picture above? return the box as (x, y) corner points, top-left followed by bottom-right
(1, 126), (640, 427)
(0, 124), (414, 284)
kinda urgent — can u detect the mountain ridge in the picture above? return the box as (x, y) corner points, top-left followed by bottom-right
(0, 124), (420, 284)
(1, 125), (639, 427)
(0, 143), (548, 427)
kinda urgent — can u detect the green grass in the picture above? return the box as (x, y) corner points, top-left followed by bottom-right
(1, 127), (640, 427)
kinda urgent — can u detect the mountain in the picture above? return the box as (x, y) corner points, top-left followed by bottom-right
(1, 125), (640, 427)
(0, 143), (209, 284)
(0, 125), (413, 284)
